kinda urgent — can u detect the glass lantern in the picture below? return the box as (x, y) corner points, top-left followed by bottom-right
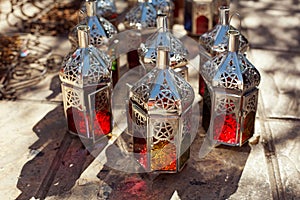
(184, 0), (213, 37)
(199, 6), (249, 131)
(124, 0), (157, 69)
(60, 25), (113, 143)
(138, 14), (189, 80)
(203, 30), (260, 146)
(128, 47), (195, 172)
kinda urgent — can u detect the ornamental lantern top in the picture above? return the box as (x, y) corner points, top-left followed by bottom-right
(70, 0), (117, 48)
(199, 6), (249, 54)
(138, 14), (188, 69)
(130, 47), (194, 114)
(80, 0), (117, 20)
(205, 30), (260, 93)
(124, 0), (157, 30)
(60, 25), (111, 88)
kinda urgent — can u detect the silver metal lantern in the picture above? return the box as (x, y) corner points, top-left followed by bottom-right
(184, 0), (214, 36)
(199, 6), (249, 56)
(60, 25), (113, 143)
(128, 47), (195, 172)
(69, 0), (117, 50)
(201, 30), (260, 146)
(138, 14), (189, 80)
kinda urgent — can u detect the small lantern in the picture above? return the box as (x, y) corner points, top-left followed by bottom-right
(199, 6), (249, 56)
(60, 25), (113, 142)
(128, 47), (195, 172)
(124, 0), (157, 69)
(199, 7), (249, 131)
(203, 30), (260, 146)
(184, 0), (213, 36)
(69, 0), (118, 50)
(138, 14), (189, 80)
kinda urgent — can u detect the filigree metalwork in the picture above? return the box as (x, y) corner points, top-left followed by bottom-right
(215, 97), (236, 115)
(65, 88), (83, 111)
(152, 120), (175, 144)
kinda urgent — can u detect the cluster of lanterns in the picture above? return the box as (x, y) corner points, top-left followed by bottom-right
(59, 0), (260, 173)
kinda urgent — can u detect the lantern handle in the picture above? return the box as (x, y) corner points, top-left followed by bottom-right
(228, 12), (242, 33)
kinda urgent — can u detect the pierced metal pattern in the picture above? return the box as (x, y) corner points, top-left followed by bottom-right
(215, 97), (236, 115)
(244, 92), (258, 116)
(124, 2), (157, 29)
(219, 60), (240, 90)
(60, 52), (82, 85)
(239, 55), (261, 91)
(133, 108), (147, 136)
(95, 89), (110, 111)
(182, 108), (192, 138)
(65, 88), (83, 111)
(201, 53), (225, 83)
(152, 120), (175, 144)
(154, 78), (179, 111)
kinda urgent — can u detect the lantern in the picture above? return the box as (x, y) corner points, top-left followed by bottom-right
(212, 0), (230, 25)
(123, 0), (158, 69)
(60, 25), (113, 142)
(184, 0), (213, 37)
(128, 47), (195, 172)
(199, 8), (249, 131)
(138, 14), (189, 80)
(203, 29), (260, 146)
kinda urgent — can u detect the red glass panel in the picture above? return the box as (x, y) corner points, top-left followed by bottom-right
(214, 113), (240, 144)
(66, 107), (87, 136)
(196, 16), (209, 34)
(151, 141), (176, 171)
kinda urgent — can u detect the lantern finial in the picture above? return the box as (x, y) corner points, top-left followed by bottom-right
(86, 0), (97, 17)
(156, 47), (169, 70)
(77, 25), (90, 48)
(219, 5), (230, 26)
(228, 29), (240, 52)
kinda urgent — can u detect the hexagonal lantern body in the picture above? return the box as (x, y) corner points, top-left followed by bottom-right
(128, 48), (194, 172)
(203, 30), (260, 146)
(184, 0), (214, 36)
(199, 6), (249, 132)
(138, 14), (189, 80)
(60, 26), (113, 143)
(69, 0), (117, 51)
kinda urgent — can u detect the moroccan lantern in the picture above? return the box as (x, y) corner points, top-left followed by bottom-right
(184, 0), (213, 37)
(124, 0), (157, 69)
(60, 25), (113, 142)
(202, 29), (260, 146)
(199, 7), (249, 131)
(138, 14), (189, 80)
(128, 47), (195, 172)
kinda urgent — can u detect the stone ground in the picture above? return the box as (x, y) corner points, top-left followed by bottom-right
(0, 0), (299, 199)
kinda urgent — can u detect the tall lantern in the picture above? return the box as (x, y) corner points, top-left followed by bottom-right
(206, 30), (260, 146)
(60, 25), (113, 142)
(128, 47), (195, 172)
(199, 7), (249, 131)
(138, 14), (189, 80)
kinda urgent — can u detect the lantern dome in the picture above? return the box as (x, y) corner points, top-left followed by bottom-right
(124, 0), (157, 29)
(199, 6), (249, 55)
(60, 27), (111, 88)
(138, 14), (188, 69)
(130, 48), (194, 114)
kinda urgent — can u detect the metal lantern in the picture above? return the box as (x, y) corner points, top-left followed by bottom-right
(128, 47), (195, 172)
(60, 25), (113, 143)
(212, 0), (230, 25)
(69, 0), (117, 50)
(184, 0), (213, 36)
(202, 30), (260, 146)
(199, 7), (249, 131)
(199, 6), (249, 56)
(138, 14), (189, 80)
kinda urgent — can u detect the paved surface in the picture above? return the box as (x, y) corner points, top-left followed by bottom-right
(0, 0), (299, 199)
